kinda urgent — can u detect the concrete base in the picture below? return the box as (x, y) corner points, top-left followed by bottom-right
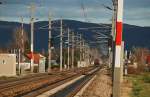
(120, 63), (123, 83)
(37, 75), (85, 97)
(74, 75), (97, 97)
(113, 67), (121, 97)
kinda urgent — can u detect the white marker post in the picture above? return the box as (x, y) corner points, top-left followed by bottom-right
(113, 0), (124, 97)
(48, 13), (52, 72)
(60, 20), (63, 71)
(67, 28), (70, 70)
(30, 4), (35, 73)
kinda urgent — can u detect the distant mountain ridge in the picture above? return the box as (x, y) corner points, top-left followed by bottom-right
(0, 19), (150, 53)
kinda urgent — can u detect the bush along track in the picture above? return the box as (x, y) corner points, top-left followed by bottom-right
(129, 73), (150, 97)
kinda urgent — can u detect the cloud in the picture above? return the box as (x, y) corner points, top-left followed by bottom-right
(124, 0), (150, 9)
(0, 0), (150, 26)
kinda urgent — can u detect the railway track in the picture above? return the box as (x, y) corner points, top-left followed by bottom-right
(35, 67), (100, 97)
(51, 67), (100, 97)
(0, 73), (49, 85)
(0, 67), (95, 97)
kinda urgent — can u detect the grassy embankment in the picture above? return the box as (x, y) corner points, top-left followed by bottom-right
(128, 73), (150, 97)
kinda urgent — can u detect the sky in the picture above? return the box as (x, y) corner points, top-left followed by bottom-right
(0, 0), (150, 26)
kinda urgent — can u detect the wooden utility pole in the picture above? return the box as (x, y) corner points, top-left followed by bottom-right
(67, 28), (70, 70)
(108, 47), (111, 68)
(60, 19), (63, 71)
(21, 17), (24, 53)
(71, 31), (74, 68)
(18, 16), (24, 75)
(112, 0), (117, 76)
(124, 50), (128, 75)
(48, 13), (52, 72)
(112, 0), (117, 41)
(18, 49), (21, 75)
(79, 34), (82, 65)
(82, 40), (85, 61)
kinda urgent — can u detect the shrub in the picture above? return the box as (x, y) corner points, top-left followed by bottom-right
(132, 80), (142, 97)
(143, 74), (150, 83)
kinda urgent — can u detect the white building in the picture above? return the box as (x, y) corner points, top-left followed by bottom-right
(0, 54), (16, 76)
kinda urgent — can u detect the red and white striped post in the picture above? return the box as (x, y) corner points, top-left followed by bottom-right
(113, 0), (124, 97)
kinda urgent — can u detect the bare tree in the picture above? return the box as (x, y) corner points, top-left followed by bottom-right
(12, 27), (29, 52)
(0, 47), (9, 53)
(131, 47), (150, 72)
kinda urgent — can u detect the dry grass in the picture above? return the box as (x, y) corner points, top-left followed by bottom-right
(121, 78), (132, 97)
(82, 69), (112, 97)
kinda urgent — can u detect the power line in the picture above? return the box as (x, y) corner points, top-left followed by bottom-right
(80, 1), (89, 22)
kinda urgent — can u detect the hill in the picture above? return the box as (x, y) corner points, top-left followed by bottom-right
(0, 20), (150, 54)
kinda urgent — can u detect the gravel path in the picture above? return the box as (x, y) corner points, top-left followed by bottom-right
(81, 69), (112, 97)
(121, 78), (132, 97)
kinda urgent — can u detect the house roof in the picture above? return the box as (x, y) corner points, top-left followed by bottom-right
(146, 55), (150, 64)
(26, 53), (45, 64)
